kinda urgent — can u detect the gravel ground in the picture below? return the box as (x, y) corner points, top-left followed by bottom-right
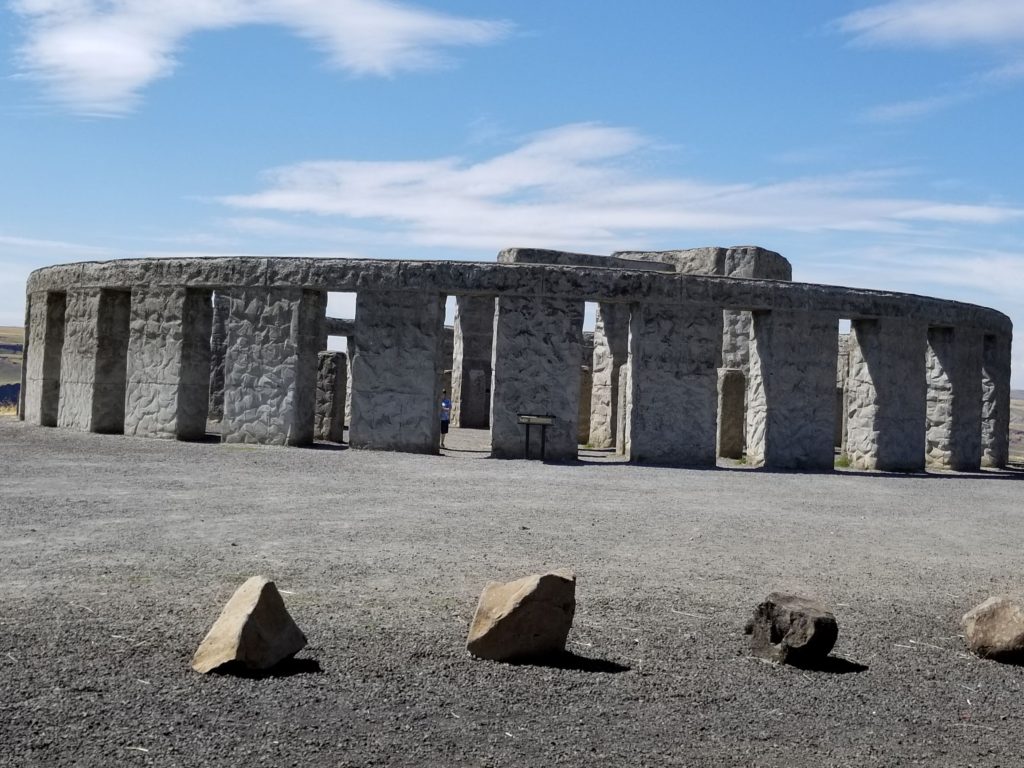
(3, 417), (1024, 767)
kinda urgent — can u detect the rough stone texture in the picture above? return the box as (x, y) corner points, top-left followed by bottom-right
(191, 576), (308, 674)
(57, 289), (131, 434)
(23, 291), (65, 427)
(207, 292), (230, 422)
(625, 303), (722, 465)
(748, 592), (839, 665)
(124, 287), (212, 440)
(926, 327), (983, 471)
(349, 291), (445, 454)
(588, 304), (630, 449)
(981, 333), (1011, 468)
(440, 325), (455, 403)
(717, 368), (745, 459)
(962, 596), (1024, 663)
(578, 365), (593, 445)
(844, 319), (927, 471)
(491, 296), (583, 461)
(746, 310), (838, 470)
(221, 288), (325, 446)
(344, 336), (353, 427)
(314, 351), (347, 443)
(835, 333), (850, 449)
(466, 570), (576, 662)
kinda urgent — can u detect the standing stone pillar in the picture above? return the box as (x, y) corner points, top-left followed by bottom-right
(845, 318), (927, 472)
(746, 310), (838, 470)
(207, 292), (229, 421)
(57, 289), (131, 433)
(123, 287), (212, 440)
(491, 296), (583, 461)
(588, 304), (630, 449)
(221, 287), (325, 446)
(349, 291), (446, 453)
(451, 296), (494, 428)
(981, 332), (1011, 468)
(717, 368), (745, 459)
(344, 336), (353, 426)
(926, 326), (983, 471)
(625, 303), (722, 465)
(314, 351), (347, 443)
(23, 291), (66, 427)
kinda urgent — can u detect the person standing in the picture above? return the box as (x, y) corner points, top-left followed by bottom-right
(440, 390), (452, 448)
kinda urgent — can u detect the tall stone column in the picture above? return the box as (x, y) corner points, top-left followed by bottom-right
(123, 287), (212, 440)
(926, 326), (983, 471)
(451, 296), (494, 428)
(57, 289), (131, 433)
(588, 303), (630, 449)
(625, 303), (722, 465)
(981, 332), (1011, 468)
(746, 310), (838, 470)
(344, 336), (353, 426)
(491, 296), (583, 461)
(207, 292), (230, 421)
(23, 291), (66, 427)
(314, 351), (347, 443)
(845, 318), (927, 472)
(349, 291), (446, 453)
(221, 287), (325, 446)
(717, 368), (745, 459)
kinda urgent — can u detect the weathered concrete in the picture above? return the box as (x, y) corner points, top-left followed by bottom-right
(221, 287), (325, 446)
(746, 310), (838, 470)
(23, 291), (65, 427)
(314, 351), (347, 443)
(625, 303), (721, 465)
(57, 289), (131, 434)
(123, 287), (212, 440)
(836, 333), (851, 449)
(491, 296), (583, 461)
(588, 304), (630, 449)
(207, 292), (230, 422)
(349, 291), (446, 454)
(717, 368), (745, 459)
(981, 333), (1011, 468)
(451, 296), (494, 429)
(926, 327), (983, 471)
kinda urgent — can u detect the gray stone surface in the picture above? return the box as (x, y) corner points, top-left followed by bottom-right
(845, 319), (927, 472)
(207, 292), (230, 422)
(588, 304), (630, 449)
(747, 310), (838, 470)
(23, 291), (65, 427)
(221, 287), (324, 446)
(314, 351), (347, 443)
(717, 368), (745, 459)
(349, 291), (445, 454)
(962, 595), (1024, 663)
(124, 287), (212, 440)
(450, 297), (494, 428)
(926, 327), (983, 471)
(982, 333), (1011, 468)
(625, 303), (721, 465)
(491, 296), (582, 461)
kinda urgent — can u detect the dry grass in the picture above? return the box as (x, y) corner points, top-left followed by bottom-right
(0, 326), (23, 345)
(0, 404), (17, 417)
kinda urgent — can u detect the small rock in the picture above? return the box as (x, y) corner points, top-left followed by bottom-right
(749, 592), (838, 664)
(191, 576), (307, 674)
(466, 570), (576, 661)
(962, 595), (1024, 663)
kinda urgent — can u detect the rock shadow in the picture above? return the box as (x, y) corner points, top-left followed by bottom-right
(211, 657), (322, 679)
(509, 650), (630, 674)
(789, 655), (868, 674)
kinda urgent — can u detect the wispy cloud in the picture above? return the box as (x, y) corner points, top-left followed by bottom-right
(837, 0), (1024, 47)
(10, 0), (512, 115)
(860, 93), (966, 123)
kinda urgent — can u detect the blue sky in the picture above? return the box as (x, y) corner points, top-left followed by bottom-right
(1, 1), (1022, 381)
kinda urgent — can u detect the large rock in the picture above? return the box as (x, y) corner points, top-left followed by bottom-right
(962, 595), (1024, 662)
(192, 576), (308, 674)
(467, 570), (576, 661)
(748, 592), (838, 664)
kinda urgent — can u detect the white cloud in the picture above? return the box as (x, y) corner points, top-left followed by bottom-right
(838, 0), (1024, 46)
(11, 0), (512, 115)
(860, 93), (966, 123)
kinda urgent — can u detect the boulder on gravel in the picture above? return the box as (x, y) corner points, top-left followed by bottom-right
(748, 592), (838, 664)
(191, 576), (307, 674)
(467, 569), (576, 662)
(962, 595), (1024, 663)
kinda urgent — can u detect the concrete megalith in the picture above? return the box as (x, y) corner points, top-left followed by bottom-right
(467, 570), (576, 662)
(314, 351), (347, 442)
(192, 576), (308, 674)
(962, 596), (1024, 663)
(747, 592), (838, 665)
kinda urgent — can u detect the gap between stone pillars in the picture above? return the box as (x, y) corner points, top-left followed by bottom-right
(624, 302), (722, 466)
(981, 332), (1011, 468)
(57, 288), (131, 434)
(490, 295), (583, 461)
(746, 309), (838, 470)
(451, 295), (494, 429)
(124, 286), (212, 440)
(926, 326), (983, 471)
(588, 303), (629, 450)
(23, 290), (66, 427)
(845, 318), (927, 472)
(717, 368), (745, 460)
(221, 287), (325, 446)
(349, 291), (446, 454)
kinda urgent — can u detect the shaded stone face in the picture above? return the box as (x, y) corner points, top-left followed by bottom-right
(748, 592), (839, 665)
(926, 327), (983, 471)
(314, 351), (347, 443)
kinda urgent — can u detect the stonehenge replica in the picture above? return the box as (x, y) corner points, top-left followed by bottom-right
(19, 245), (1012, 472)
